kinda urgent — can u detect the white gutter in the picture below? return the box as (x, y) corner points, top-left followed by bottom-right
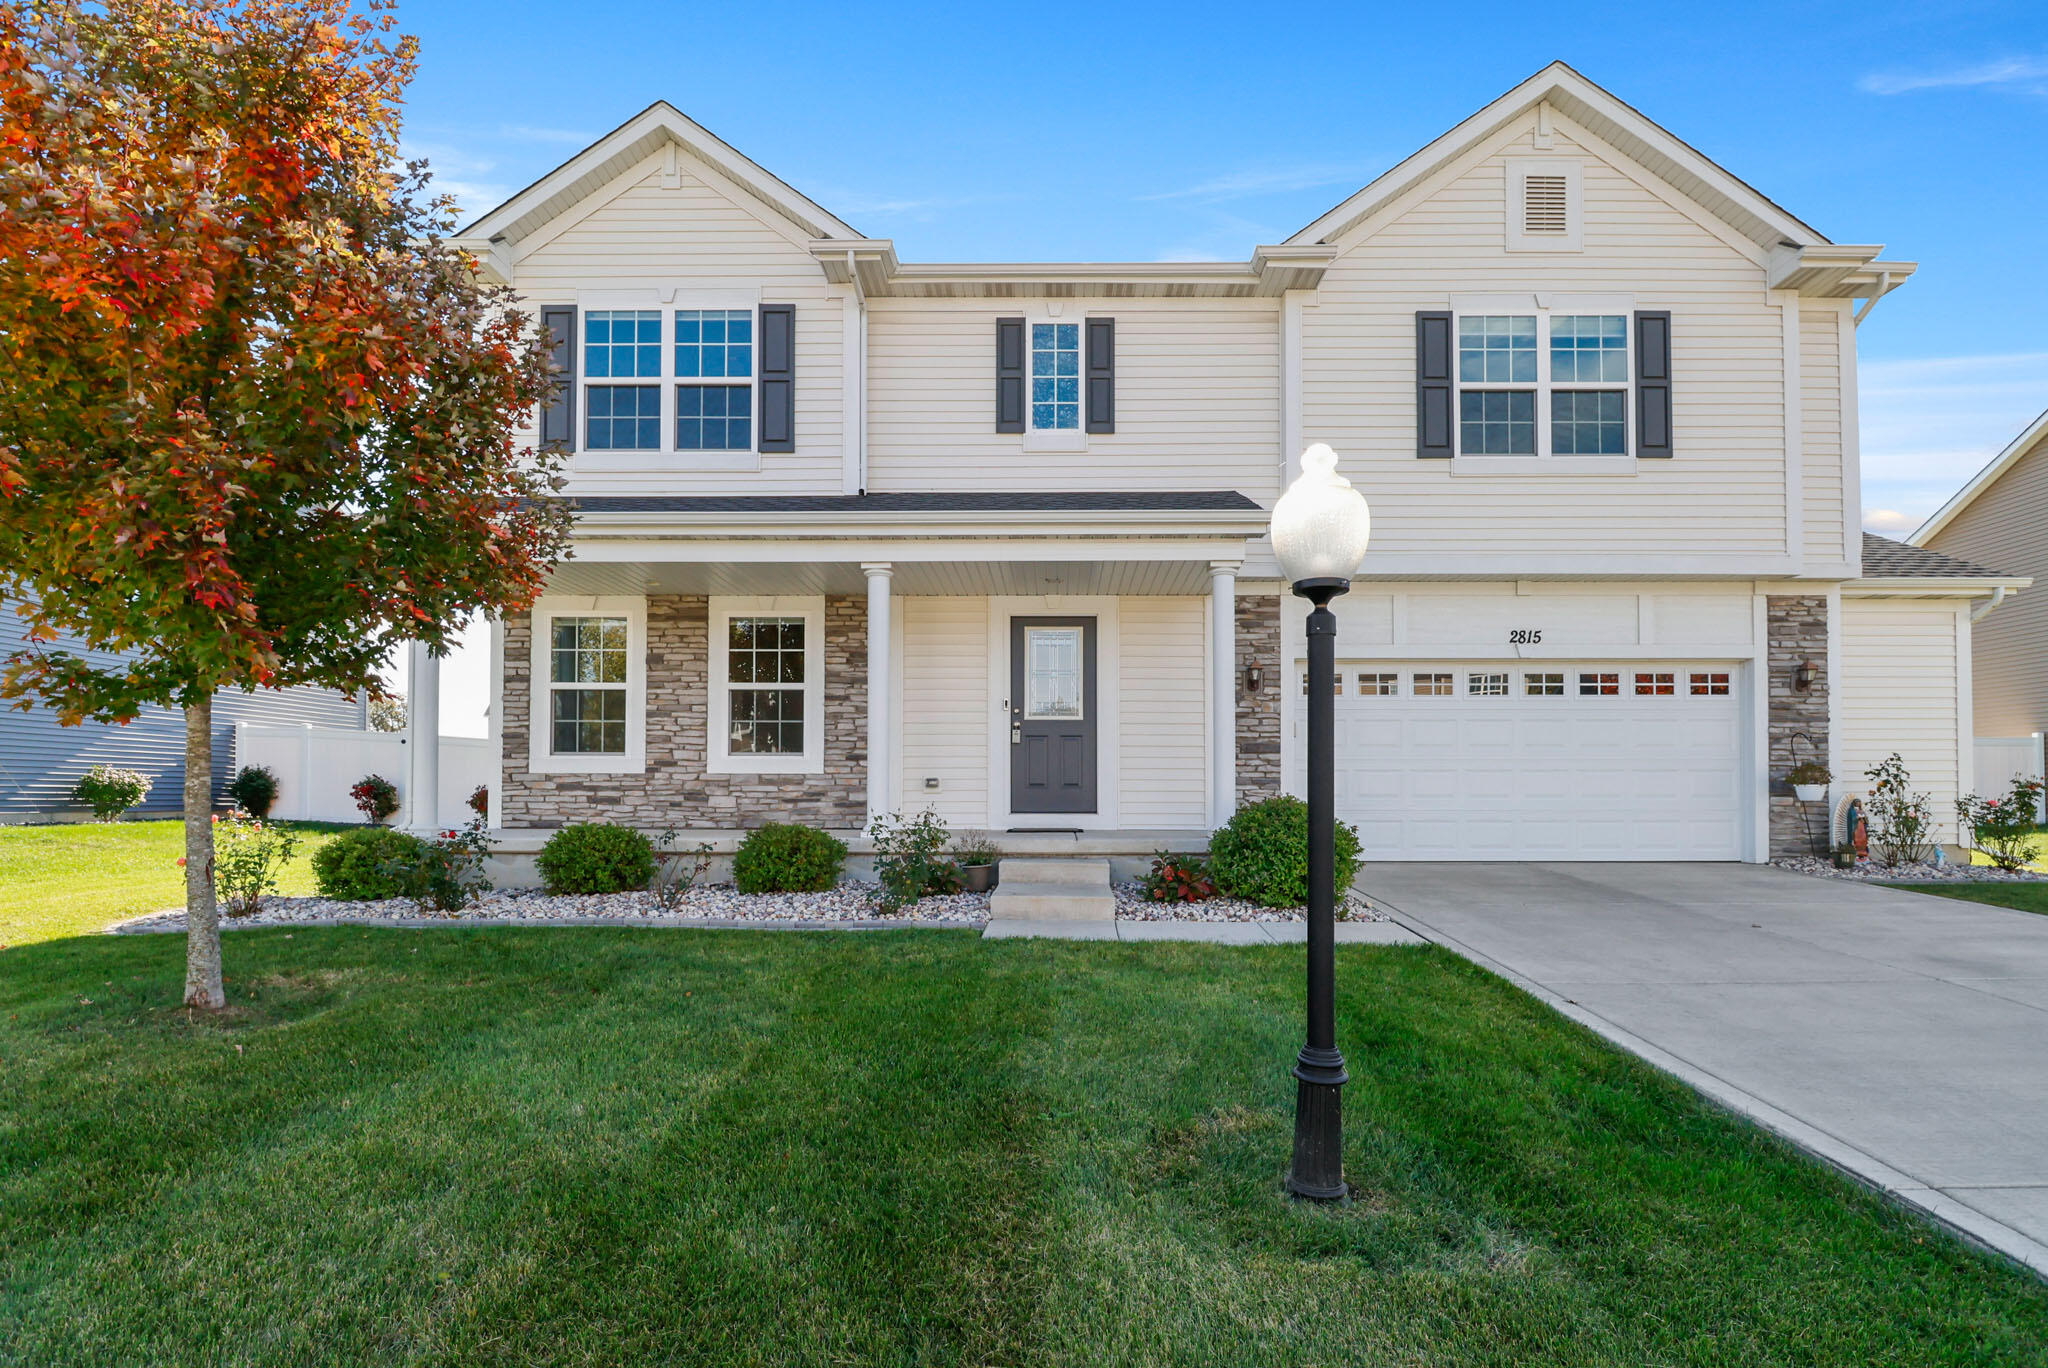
(1853, 270), (1892, 327)
(1971, 585), (2008, 622)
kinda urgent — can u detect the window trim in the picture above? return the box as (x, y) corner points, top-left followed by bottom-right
(1449, 292), (1635, 473)
(707, 595), (826, 775)
(1020, 314), (1088, 452)
(526, 595), (647, 776)
(572, 289), (762, 473)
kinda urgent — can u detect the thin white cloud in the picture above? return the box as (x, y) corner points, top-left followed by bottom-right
(1862, 508), (1919, 534)
(1137, 163), (1377, 204)
(1859, 56), (2048, 96)
(1859, 351), (2048, 529)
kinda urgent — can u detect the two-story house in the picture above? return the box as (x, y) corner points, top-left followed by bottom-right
(445, 62), (2022, 866)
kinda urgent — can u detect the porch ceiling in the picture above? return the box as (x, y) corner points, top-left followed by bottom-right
(542, 557), (1225, 597)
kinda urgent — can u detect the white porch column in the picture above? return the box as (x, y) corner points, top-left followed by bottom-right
(1210, 561), (1240, 827)
(405, 640), (440, 832)
(863, 563), (894, 827)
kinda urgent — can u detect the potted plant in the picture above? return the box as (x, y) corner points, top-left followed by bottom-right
(952, 833), (1000, 893)
(1831, 845), (1858, 869)
(1787, 760), (1831, 803)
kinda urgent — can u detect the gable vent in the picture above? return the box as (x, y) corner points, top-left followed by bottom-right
(1522, 175), (1569, 234)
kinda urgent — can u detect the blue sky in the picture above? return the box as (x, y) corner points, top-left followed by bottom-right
(392, 0), (2048, 728)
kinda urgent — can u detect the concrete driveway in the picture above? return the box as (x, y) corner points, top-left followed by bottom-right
(1360, 862), (2048, 1273)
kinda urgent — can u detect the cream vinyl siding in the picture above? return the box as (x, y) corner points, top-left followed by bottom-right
(511, 158), (845, 496)
(1117, 597), (1209, 827)
(897, 597), (988, 825)
(1838, 597), (1966, 844)
(1800, 303), (1849, 566)
(1301, 115), (1792, 566)
(864, 298), (1281, 496)
(1923, 434), (2048, 737)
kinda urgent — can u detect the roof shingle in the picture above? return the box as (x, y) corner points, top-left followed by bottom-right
(1862, 532), (2004, 578)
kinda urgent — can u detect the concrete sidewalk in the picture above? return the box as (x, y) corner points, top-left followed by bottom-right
(1361, 862), (2048, 1275)
(982, 918), (1423, 944)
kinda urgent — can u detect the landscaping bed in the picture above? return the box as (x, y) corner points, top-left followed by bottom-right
(114, 879), (1387, 931)
(1773, 855), (2048, 883)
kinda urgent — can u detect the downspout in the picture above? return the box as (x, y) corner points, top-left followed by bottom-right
(1970, 585), (2007, 623)
(848, 249), (868, 494)
(1853, 271), (1892, 327)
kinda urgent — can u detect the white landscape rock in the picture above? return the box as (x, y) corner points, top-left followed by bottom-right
(1772, 856), (2048, 883)
(116, 879), (1390, 932)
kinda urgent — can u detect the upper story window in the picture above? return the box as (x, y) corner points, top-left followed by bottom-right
(675, 309), (753, 452)
(1456, 309), (1630, 458)
(585, 311), (662, 451)
(563, 302), (783, 463)
(1031, 323), (1080, 431)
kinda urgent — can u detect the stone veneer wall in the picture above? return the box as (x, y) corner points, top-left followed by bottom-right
(501, 594), (868, 830)
(1234, 593), (1283, 807)
(1766, 594), (1830, 860)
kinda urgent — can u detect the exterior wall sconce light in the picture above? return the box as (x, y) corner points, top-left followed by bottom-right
(1243, 665), (1262, 693)
(1794, 659), (1816, 693)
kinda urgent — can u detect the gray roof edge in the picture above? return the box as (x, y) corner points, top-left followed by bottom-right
(566, 491), (1264, 515)
(1861, 532), (2007, 579)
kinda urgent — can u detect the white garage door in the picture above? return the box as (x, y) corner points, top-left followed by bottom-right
(1311, 662), (1746, 861)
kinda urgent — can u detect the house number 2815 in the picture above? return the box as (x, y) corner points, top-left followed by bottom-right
(1508, 629), (1543, 644)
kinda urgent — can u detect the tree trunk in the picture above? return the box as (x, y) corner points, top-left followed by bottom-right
(183, 695), (224, 1009)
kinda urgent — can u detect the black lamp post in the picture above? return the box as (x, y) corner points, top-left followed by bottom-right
(1269, 442), (1372, 1201)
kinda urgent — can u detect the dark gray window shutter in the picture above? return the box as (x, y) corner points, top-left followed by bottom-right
(1085, 316), (1115, 434)
(758, 303), (794, 452)
(995, 317), (1026, 433)
(540, 305), (575, 450)
(1635, 310), (1672, 458)
(1415, 310), (1452, 458)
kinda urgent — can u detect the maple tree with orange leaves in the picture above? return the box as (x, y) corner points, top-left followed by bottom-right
(0, 0), (571, 1007)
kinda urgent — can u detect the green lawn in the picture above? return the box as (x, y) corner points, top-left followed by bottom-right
(0, 819), (350, 948)
(2, 930), (2042, 1365)
(1885, 880), (2048, 916)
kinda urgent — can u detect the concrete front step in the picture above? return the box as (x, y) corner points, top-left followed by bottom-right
(997, 856), (1110, 887)
(987, 883), (1116, 921)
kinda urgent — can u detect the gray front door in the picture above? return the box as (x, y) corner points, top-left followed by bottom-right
(1009, 617), (1097, 814)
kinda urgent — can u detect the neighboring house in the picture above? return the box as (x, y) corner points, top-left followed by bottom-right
(440, 61), (2020, 862)
(1911, 408), (2048, 745)
(0, 597), (369, 820)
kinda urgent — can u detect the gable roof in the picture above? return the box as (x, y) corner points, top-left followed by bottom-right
(1287, 61), (1827, 252)
(1910, 406), (2048, 547)
(456, 101), (861, 247)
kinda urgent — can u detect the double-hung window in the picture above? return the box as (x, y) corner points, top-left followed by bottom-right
(675, 309), (752, 451)
(1454, 300), (1631, 459)
(527, 596), (646, 775)
(708, 597), (825, 774)
(584, 310), (663, 450)
(576, 301), (765, 464)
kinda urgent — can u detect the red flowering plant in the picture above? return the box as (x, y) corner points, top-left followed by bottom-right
(350, 774), (400, 824)
(1139, 852), (1217, 903)
(1957, 775), (2047, 873)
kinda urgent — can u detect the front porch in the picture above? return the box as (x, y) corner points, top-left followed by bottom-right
(454, 492), (1280, 843)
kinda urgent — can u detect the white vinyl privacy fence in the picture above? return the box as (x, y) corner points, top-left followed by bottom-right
(1974, 735), (2047, 821)
(233, 723), (492, 829)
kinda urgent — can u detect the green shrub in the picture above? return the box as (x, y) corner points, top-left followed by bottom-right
(535, 822), (655, 895)
(312, 827), (428, 901)
(1208, 795), (1361, 909)
(226, 765), (280, 818)
(867, 809), (960, 913)
(732, 822), (847, 894)
(72, 764), (151, 820)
